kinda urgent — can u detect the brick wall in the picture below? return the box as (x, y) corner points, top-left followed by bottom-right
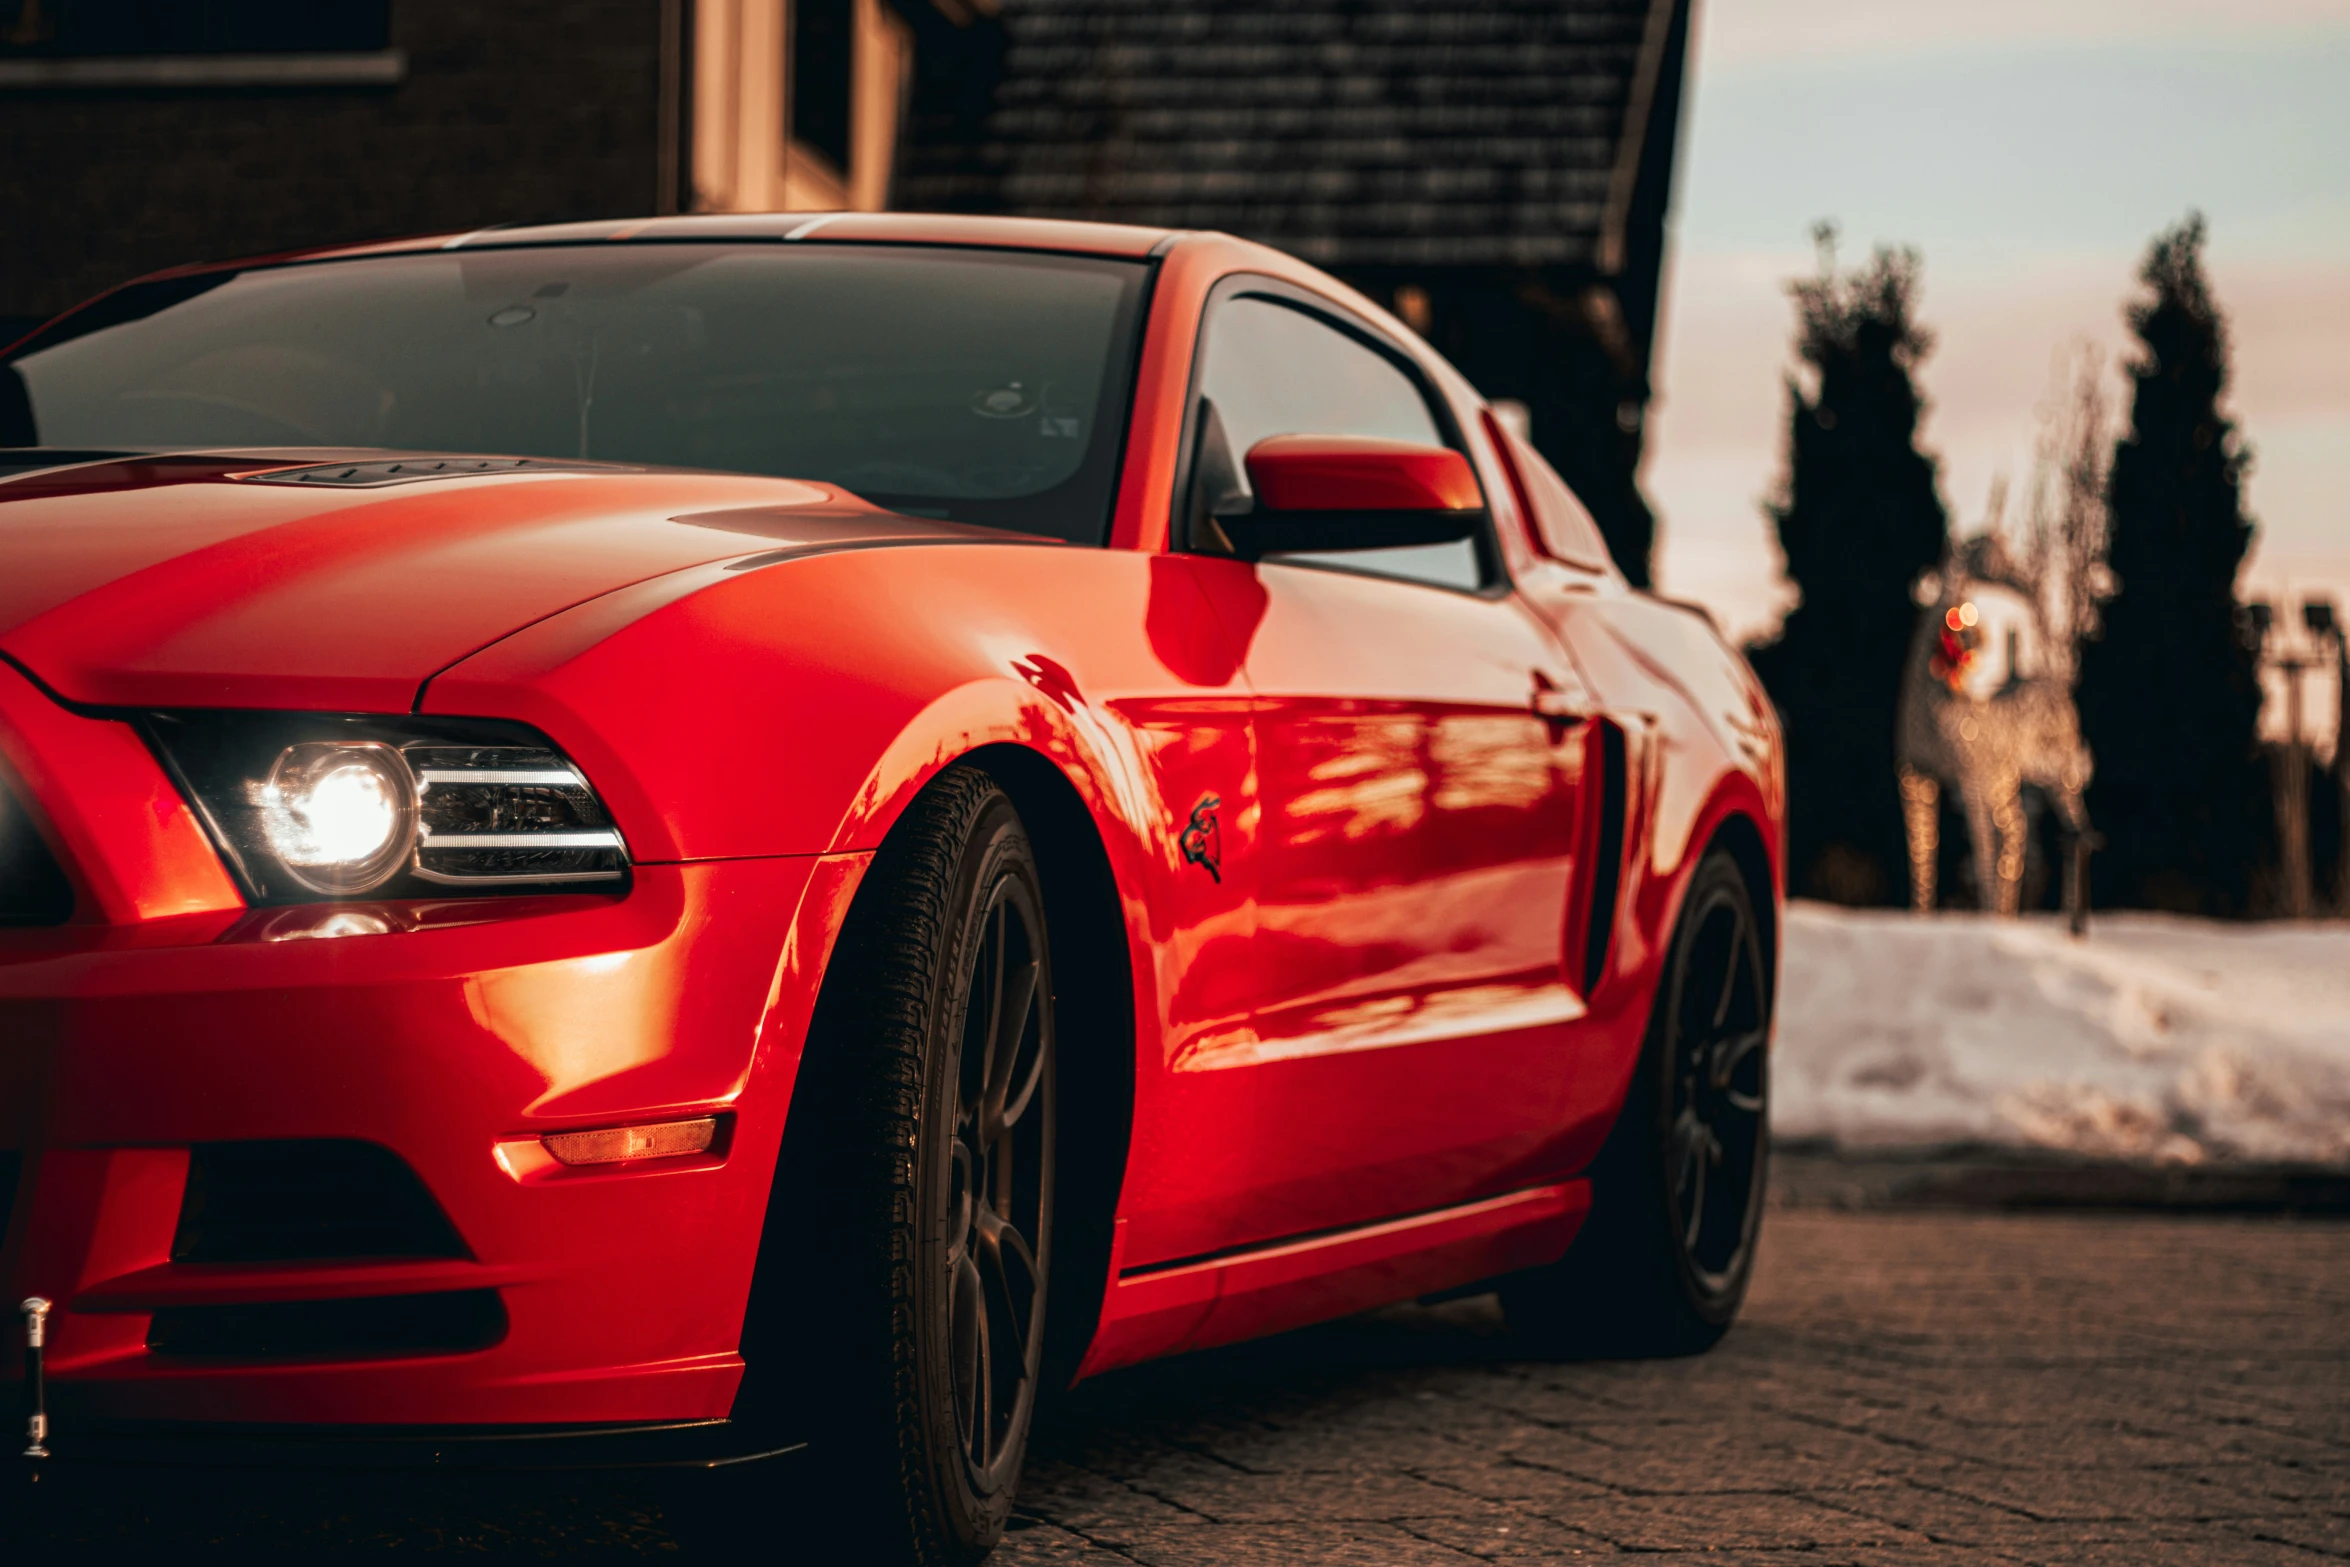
(0, 1), (667, 327)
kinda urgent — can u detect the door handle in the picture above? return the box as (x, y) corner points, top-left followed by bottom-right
(1530, 671), (1592, 728)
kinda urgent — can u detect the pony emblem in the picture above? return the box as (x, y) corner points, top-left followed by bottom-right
(1179, 795), (1222, 883)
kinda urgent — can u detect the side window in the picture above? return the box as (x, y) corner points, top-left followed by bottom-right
(1191, 294), (1484, 592)
(1501, 425), (1613, 572)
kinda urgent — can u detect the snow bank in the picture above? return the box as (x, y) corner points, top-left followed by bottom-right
(1773, 902), (2350, 1165)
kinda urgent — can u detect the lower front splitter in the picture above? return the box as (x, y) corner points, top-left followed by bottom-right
(14, 1417), (808, 1474)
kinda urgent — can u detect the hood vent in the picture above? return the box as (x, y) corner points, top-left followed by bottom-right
(241, 455), (641, 488)
(0, 450), (141, 482)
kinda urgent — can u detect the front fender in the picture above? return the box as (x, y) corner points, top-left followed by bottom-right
(419, 541), (1199, 869)
(421, 542), (1251, 1091)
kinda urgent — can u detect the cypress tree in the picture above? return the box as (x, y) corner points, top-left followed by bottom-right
(2078, 214), (2267, 914)
(1747, 232), (1949, 904)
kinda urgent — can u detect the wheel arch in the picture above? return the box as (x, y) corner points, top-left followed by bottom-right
(1572, 756), (1782, 1179)
(729, 745), (1138, 1425)
(1704, 809), (1779, 988)
(959, 742), (1137, 1396)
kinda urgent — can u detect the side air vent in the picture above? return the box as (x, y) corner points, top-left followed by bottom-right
(241, 456), (639, 488)
(0, 771), (74, 926)
(1582, 722), (1629, 995)
(148, 1290), (506, 1361)
(173, 1140), (467, 1264)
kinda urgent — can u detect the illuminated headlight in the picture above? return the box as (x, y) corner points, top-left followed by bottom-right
(141, 713), (629, 904)
(260, 742), (415, 893)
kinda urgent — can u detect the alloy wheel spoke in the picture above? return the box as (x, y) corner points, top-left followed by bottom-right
(1711, 918), (1747, 1032)
(946, 1138), (976, 1264)
(977, 903), (1008, 1103)
(982, 956), (1043, 1141)
(968, 1202), (1041, 1472)
(1668, 1105), (1707, 1197)
(1681, 1126), (1712, 1251)
(1716, 1021), (1769, 1115)
(1664, 892), (1769, 1279)
(951, 1249), (985, 1456)
(942, 872), (1054, 1485)
(975, 1206), (1037, 1364)
(1710, 1024), (1768, 1093)
(970, 1278), (994, 1464)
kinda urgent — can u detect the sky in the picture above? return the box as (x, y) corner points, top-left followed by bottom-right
(1644, 0), (2350, 745)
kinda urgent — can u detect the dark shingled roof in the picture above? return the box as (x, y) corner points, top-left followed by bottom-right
(897, 0), (1678, 271)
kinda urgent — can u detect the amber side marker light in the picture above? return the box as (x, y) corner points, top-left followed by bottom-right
(542, 1116), (719, 1167)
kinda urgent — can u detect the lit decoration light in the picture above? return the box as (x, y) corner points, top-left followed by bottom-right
(1931, 601), (1982, 693)
(541, 1116), (720, 1167)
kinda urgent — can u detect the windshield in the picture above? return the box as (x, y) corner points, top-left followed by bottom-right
(0, 243), (1149, 543)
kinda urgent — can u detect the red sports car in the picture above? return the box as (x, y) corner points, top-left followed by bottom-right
(0, 214), (1782, 1558)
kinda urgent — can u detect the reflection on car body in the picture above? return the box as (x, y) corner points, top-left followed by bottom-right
(0, 213), (1783, 1562)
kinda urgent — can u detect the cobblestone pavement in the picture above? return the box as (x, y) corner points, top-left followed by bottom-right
(1001, 1209), (2350, 1567)
(7, 1208), (2348, 1561)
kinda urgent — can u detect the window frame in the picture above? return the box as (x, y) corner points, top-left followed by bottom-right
(1168, 274), (1509, 599)
(1485, 413), (1615, 575)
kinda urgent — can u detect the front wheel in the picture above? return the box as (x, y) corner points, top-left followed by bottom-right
(1503, 848), (1772, 1356)
(734, 765), (1056, 1563)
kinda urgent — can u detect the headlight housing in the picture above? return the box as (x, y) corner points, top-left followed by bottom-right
(142, 712), (629, 904)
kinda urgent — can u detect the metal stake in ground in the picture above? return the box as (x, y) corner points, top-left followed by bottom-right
(21, 1296), (49, 1460)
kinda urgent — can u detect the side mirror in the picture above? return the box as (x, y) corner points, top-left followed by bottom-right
(1215, 435), (1484, 561)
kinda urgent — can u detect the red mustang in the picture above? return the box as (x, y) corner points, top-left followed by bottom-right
(0, 215), (1781, 1558)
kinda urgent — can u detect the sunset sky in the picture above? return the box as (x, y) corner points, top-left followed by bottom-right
(1646, 0), (2350, 700)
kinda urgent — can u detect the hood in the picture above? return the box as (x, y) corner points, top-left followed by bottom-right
(0, 450), (1008, 711)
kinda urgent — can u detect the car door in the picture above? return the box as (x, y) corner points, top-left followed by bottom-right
(1176, 285), (1598, 1248)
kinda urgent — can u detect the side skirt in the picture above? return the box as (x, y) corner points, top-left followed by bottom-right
(1076, 1182), (1591, 1378)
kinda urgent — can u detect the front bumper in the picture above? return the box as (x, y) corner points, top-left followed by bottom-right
(0, 670), (867, 1440)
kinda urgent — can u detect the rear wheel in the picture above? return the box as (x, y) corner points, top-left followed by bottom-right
(1503, 848), (1771, 1356)
(733, 765), (1055, 1563)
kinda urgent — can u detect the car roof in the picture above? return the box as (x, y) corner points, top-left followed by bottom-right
(136, 214), (1182, 281)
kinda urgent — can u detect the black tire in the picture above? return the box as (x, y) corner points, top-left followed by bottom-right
(1502, 848), (1771, 1357)
(730, 765), (1056, 1564)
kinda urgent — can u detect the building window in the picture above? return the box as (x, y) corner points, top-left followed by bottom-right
(791, 0), (853, 177)
(693, 0), (911, 215)
(0, 0), (400, 87)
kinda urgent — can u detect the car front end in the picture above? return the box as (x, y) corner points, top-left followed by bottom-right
(0, 648), (856, 1458)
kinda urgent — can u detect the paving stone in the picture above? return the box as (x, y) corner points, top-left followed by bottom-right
(1546, 1492), (1929, 1551)
(1111, 1519), (1479, 1566)
(1014, 1462), (1217, 1536)
(1394, 1508), (1621, 1557)
(1893, 1418), (2247, 1469)
(1407, 1460), (1615, 1507)
(2183, 1462), (2350, 1508)
(2231, 1511), (2350, 1558)
(1127, 1466), (1492, 1524)
(2021, 1535), (2341, 1565)
(1932, 1466), (2273, 1522)
(1805, 1481), (2062, 1544)
(1542, 1420), (1944, 1493)
(992, 1519), (1148, 1564)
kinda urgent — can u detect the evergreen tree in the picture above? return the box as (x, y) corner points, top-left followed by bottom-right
(1747, 232), (1949, 904)
(2078, 214), (2267, 914)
